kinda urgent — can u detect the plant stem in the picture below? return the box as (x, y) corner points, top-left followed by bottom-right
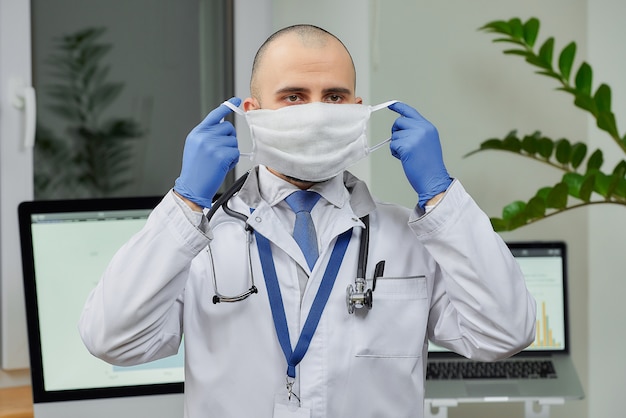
(517, 200), (626, 228)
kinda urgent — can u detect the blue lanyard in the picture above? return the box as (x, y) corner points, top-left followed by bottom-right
(254, 229), (352, 378)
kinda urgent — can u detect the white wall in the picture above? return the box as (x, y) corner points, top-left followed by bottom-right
(0, 0), (34, 385)
(587, 1), (626, 417)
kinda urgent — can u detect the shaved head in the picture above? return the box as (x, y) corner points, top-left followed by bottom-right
(250, 24), (356, 99)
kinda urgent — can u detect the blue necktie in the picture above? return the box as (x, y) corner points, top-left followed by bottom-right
(285, 190), (321, 270)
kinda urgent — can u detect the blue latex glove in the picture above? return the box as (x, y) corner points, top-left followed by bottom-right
(388, 102), (452, 209)
(174, 97), (241, 208)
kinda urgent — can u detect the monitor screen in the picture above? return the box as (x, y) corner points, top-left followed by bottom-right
(19, 197), (184, 418)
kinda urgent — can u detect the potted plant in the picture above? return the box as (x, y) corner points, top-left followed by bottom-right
(35, 27), (143, 199)
(465, 17), (626, 231)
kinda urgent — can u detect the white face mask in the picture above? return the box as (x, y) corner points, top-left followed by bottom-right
(223, 100), (398, 182)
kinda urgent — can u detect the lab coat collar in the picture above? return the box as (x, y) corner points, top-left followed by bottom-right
(236, 166), (376, 219)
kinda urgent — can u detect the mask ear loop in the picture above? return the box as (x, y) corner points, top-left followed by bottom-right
(368, 138), (391, 153)
(222, 100), (254, 159)
(367, 100), (399, 153)
(222, 100), (245, 115)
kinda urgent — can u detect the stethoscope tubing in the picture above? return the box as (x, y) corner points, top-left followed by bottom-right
(205, 170), (375, 312)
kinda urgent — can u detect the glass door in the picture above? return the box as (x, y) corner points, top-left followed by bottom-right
(0, 0), (233, 371)
(31, 0), (234, 199)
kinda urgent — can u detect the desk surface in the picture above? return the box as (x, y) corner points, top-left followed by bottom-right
(0, 386), (33, 418)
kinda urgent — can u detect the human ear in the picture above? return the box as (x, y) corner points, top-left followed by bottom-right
(243, 97), (260, 111)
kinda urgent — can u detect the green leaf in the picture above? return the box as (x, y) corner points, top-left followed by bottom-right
(508, 18), (525, 39)
(523, 17), (540, 47)
(535, 187), (553, 201)
(502, 135), (522, 152)
(78, 44), (111, 70)
(480, 139), (504, 150)
(558, 42), (577, 82)
(537, 137), (555, 159)
(613, 179), (626, 199)
(575, 62), (593, 96)
(47, 104), (81, 122)
(494, 38), (527, 46)
(570, 142), (587, 169)
(596, 111), (619, 138)
(464, 138), (504, 158)
(509, 212), (530, 230)
(593, 172), (612, 198)
(503, 200), (527, 220)
(607, 172), (623, 198)
(558, 86), (578, 95)
(88, 83), (124, 116)
(580, 173), (596, 202)
(521, 133), (539, 154)
(594, 83), (612, 112)
(490, 217), (509, 232)
(525, 54), (548, 68)
(562, 172), (584, 198)
(607, 162), (625, 198)
(586, 149), (604, 171)
(526, 196), (546, 218)
(535, 70), (564, 82)
(613, 160), (626, 176)
(538, 37), (555, 69)
(546, 182), (568, 209)
(555, 139), (572, 165)
(574, 93), (597, 114)
(479, 20), (512, 35)
(503, 49), (532, 57)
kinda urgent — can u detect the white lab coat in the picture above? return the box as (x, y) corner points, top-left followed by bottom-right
(79, 170), (536, 418)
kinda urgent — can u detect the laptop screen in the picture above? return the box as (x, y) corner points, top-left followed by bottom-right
(428, 241), (569, 354)
(19, 197), (184, 407)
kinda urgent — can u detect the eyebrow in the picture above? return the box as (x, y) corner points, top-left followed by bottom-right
(274, 86), (353, 95)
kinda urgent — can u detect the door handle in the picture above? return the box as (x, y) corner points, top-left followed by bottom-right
(9, 77), (37, 148)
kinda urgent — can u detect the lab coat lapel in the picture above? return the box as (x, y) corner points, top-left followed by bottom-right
(247, 201), (310, 272)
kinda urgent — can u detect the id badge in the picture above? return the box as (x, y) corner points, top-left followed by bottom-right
(273, 393), (311, 418)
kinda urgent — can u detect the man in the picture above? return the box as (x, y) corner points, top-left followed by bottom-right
(79, 24), (536, 418)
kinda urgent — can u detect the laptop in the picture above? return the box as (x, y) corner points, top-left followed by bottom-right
(18, 196), (185, 418)
(425, 241), (584, 403)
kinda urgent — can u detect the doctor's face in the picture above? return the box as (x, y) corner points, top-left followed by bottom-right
(243, 34), (362, 111)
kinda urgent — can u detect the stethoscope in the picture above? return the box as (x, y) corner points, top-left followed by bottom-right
(205, 171), (384, 314)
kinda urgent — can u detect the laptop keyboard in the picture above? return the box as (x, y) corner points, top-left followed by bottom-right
(426, 360), (557, 380)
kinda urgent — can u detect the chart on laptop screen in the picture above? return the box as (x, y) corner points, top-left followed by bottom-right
(512, 247), (566, 351)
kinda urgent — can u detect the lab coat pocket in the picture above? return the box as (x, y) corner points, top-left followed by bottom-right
(354, 275), (428, 358)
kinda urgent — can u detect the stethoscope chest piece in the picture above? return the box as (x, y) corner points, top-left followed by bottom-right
(346, 278), (373, 314)
(346, 259), (384, 314)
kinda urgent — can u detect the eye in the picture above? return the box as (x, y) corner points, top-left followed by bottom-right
(286, 95), (300, 102)
(325, 94), (343, 103)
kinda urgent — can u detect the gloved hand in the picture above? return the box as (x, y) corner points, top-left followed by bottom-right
(388, 102), (452, 209)
(174, 97), (241, 208)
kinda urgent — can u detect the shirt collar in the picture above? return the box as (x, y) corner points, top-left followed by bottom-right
(236, 166), (376, 217)
(257, 165), (349, 209)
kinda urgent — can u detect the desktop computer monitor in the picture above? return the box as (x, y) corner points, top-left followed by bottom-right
(19, 196), (184, 418)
